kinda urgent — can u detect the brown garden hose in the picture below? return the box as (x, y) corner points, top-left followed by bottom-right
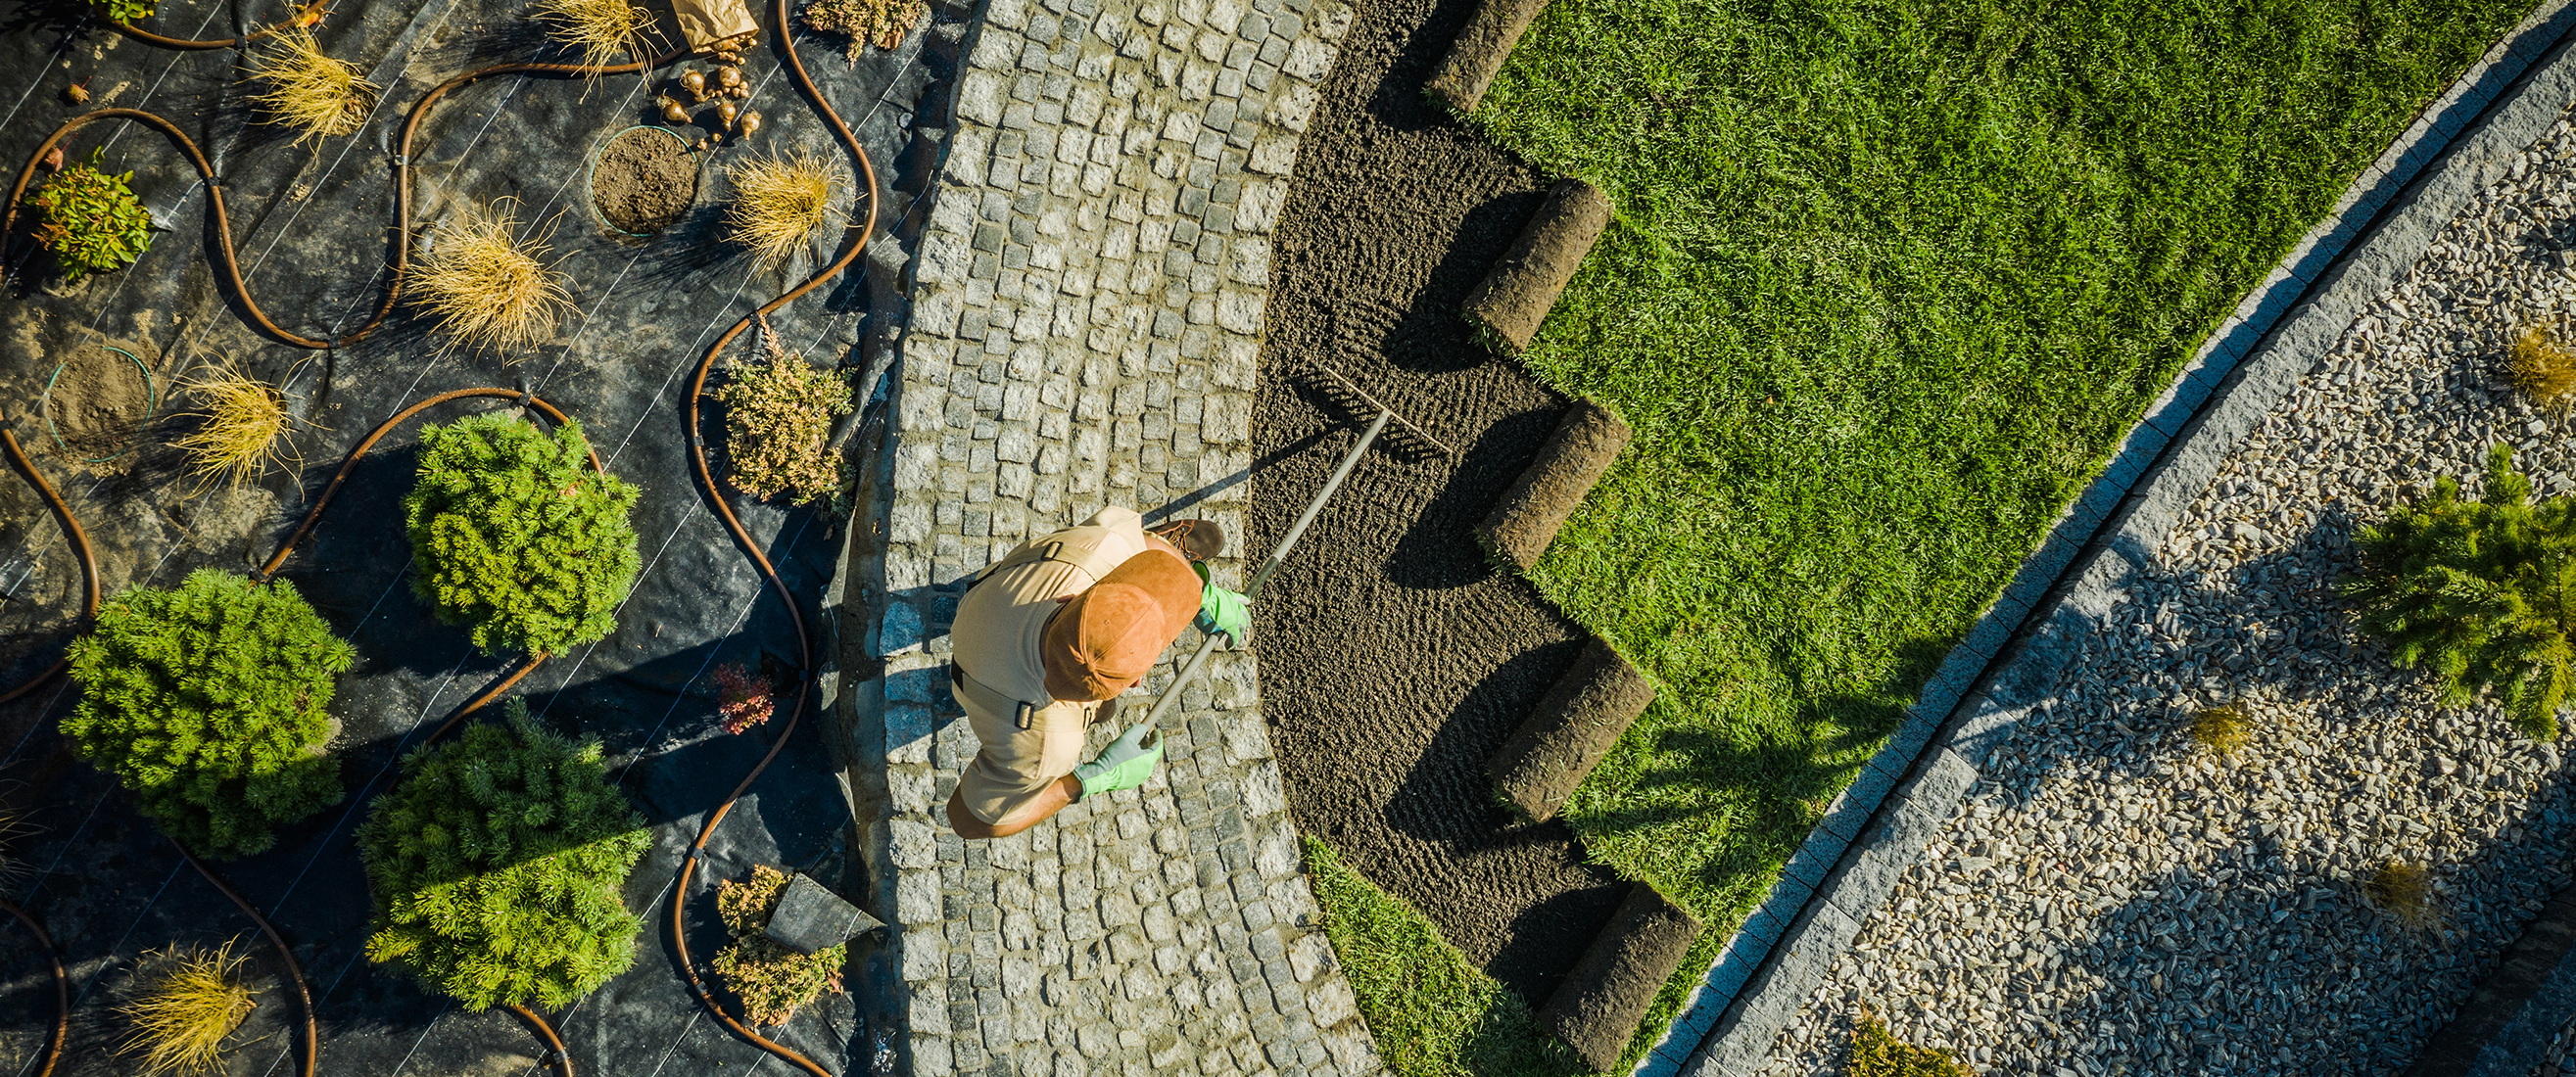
(105, 0), (331, 50)
(3, 50), (687, 350)
(0, 407), (100, 707)
(661, 1), (878, 1072)
(504, 1002), (577, 1077)
(0, 898), (67, 1077)
(171, 837), (316, 1077)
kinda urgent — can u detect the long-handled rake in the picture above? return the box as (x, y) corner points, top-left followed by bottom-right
(1131, 362), (1454, 735)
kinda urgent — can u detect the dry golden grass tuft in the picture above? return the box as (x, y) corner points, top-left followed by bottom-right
(2510, 324), (2576, 410)
(2363, 860), (2437, 930)
(171, 363), (292, 491)
(404, 200), (573, 355)
(247, 27), (376, 145)
(2186, 703), (2251, 757)
(0, 787), (32, 889)
(119, 941), (259, 1076)
(532, 0), (658, 72)
(725, 152), (838, 266)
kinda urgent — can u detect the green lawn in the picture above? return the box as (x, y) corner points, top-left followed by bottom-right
(1321, 0), (2529, 1072)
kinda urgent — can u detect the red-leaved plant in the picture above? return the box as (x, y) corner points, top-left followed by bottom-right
(714, 663), (775, 734)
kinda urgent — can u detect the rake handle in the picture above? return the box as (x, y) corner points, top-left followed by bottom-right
(1137, 407), (1392, 733)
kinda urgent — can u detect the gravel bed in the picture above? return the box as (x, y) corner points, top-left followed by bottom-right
(1755, 111), (2576, 1077)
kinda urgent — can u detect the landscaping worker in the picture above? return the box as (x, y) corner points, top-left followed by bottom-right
(943, 507), (1250, 838)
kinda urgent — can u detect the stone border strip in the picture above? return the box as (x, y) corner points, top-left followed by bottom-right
(832, 0), (1393, 1070)
(2412, 882), (2576, 1076)
(1640, 4), (2576, 1074)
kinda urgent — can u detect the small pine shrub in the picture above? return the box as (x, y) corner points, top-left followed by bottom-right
(2511, 325), (2576, 411)
(711, 866), (845, 1025)
(1846, 1011), (1966, 1077)
(2364, 861), (2437, 929)
(2346, 445), (2576, 740)
(63, 569), (350, 859)
(713, 663), (776, 734)
(358, 700), (648, 1010)
(2186, 704), (2251, 756)
(118, 940), (258, 1076)
(404, 412), (641, 656)
(714, 319), (852, 507)
(24, 150), (154, 281)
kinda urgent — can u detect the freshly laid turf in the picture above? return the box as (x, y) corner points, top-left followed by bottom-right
(1452, 0), (2527, 1066)
(1304, 837), (1585, 1077)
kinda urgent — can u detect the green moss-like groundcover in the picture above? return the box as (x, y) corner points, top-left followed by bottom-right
(1313, 0), (2532, 1072)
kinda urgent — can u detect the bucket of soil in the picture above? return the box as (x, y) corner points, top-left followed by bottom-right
(591, 125), (701, 237)
(40, 345), (158, 462)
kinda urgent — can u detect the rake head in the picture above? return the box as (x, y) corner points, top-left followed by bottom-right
(1295, 362), (1455, 462)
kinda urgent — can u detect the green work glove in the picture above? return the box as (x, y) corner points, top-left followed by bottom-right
(1073, 722), (1163, 801)
(1196, 583), (1250, 644)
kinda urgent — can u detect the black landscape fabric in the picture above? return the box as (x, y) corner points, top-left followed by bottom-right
(0, 0), (948, 1070)
(1250, 0), (1630, 1007)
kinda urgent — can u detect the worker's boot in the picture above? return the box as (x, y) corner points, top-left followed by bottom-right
(1148, 518), (1224, 562)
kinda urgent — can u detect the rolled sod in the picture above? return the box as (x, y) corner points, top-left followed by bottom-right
(1424, 0), (1551, 116)
(1475, 398), (1630, 572)
(1539, 880), (1701, 1070)
(1458, 177), (1611, 354)
(1488, 635), (1654, 823)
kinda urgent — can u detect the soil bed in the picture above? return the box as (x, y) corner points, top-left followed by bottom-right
(41, 343), (152, 462)
(1251, 0), (1624, 1013)
(591, 125), (699, 236)
(1756, 110), (2576, 1077)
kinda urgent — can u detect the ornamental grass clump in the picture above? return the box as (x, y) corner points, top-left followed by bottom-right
(405, 412), (641, 656)
(405, 200), (573, 354)
(24, 150), (153, 281)
(64, 569), (350, 859)
(358, 700), (648, 1009)
(170, 362), (291, 492)
(248, 27), (376, 145)
(1846, 1010), (1966, 1077)
(2186, 703), (2251, 757)
(800, 0), (924, 61)
(714, 319), (852, 506)
(2346, 444), (2576, 740)
(2364, 860), (2438, 930)
(725, 152), (837, 266)
(712, 866), (845, 1025)
(532, 0), (658, 72)
(118, 941), (259, 1076)
(2511, 325), (2576, 411)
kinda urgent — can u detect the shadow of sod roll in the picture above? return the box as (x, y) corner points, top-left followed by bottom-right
(1488, 634), (1654, 823)
(1475, 398), (1630, 572)
(1540, 880), (1702, 1070)
(1425, 0), (1553, 116)
(1459, 177), (1612, 354)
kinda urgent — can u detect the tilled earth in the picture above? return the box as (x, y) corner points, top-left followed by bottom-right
(1248, 0), (1627, 1004)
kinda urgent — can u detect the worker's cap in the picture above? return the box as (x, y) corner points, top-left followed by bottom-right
(1041, 550), (1200, 701)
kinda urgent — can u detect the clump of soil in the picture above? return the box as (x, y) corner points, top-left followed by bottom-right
(592, 127), (698, 235)
(43, 343), (152, 460)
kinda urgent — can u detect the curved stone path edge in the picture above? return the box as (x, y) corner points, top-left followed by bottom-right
(824, 0), (1389, 1071)
(1651, 4), (2576, 1075)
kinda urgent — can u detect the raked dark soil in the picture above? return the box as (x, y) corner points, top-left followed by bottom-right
(1247, 0), (1627, 1005)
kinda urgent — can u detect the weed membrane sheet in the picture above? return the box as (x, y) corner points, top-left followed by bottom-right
(0, 0), (944, 1071)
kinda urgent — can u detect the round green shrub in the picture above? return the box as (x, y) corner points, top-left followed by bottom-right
(2348, 444), (2576, 740)
(62, 569), (350, 859)
(25, 152), (154, 281)
(358, 700), (648, 1010)
(404, 412), (641, 656)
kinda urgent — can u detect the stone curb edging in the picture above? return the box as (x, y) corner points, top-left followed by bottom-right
(834, 0), (1391, 1070)
(1641, 5), (2576, 1074)
(2417, 885), (2576, 1076)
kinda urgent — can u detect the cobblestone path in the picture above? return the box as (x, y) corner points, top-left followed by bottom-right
(855, 0), (1382, 1071)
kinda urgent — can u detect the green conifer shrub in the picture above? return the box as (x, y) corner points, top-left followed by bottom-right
(25, 150), (154, 281)
(62, 569), (349, 859)
(403, 412), (641, 656)
(2346, 444), (2576, 740)
(358, 700), (648, 1010)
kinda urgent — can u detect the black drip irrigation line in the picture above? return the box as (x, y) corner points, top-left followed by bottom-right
(1, 2), (886, 1069)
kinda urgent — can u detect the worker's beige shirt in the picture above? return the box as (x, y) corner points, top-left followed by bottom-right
(950, 506), (1163, 824)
